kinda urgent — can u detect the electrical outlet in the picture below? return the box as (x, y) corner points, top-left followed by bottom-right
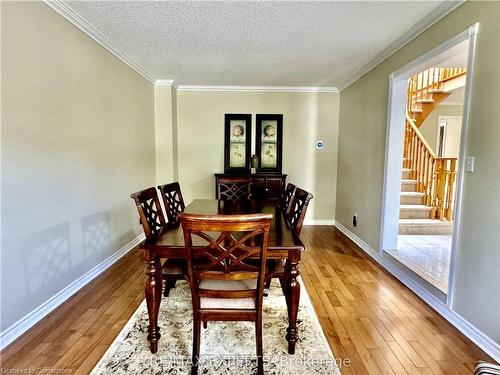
(353, 213), (358, 227)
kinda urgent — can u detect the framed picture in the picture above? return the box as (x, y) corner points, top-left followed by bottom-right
(224, 114), (252, 173)
(256, 114), (283, 173)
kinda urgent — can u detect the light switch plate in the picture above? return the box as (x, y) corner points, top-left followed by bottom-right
(465, 156), (475, 172)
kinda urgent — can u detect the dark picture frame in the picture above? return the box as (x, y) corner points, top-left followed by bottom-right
(256, 114), (283, 173)
(224, 114), (252, 174)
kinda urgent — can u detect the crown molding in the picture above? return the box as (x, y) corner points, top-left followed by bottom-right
(43, 0), (155, 83)
(338, 0), (465, 91)
(155, 79), (177, 87)
(175, 85), (339, 93)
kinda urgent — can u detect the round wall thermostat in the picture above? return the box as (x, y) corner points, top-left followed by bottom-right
(316, 141), (324, 149)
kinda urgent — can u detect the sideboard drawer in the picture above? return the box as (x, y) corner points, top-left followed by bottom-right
(264, 177), (284, 199)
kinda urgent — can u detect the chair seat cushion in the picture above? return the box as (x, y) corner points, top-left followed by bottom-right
(162, 259), (185, 275)
(199, 279), (256, 309)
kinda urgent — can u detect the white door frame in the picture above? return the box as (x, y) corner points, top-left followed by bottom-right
(437, 118), (447, 157)
(379, 24), (479, 307)
(437, 115), (462, 158)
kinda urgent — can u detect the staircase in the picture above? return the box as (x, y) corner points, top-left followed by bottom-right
(407, 68), (466, 127)
(399, 68), (465, 235)
(399, 167), (453, 235)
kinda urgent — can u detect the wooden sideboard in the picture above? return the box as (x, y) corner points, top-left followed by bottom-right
(214, 173), (287, 200)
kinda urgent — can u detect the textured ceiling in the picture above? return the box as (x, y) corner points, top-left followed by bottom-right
(64, 1), (451, 87)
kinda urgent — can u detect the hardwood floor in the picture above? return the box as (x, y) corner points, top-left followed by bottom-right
(0, 226), (493, 374)
(299, 227), (492, 374)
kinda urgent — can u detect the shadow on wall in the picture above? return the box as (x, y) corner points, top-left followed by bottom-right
(81, 208), (138, 270)
(22, 210), (133, 300)
(82, 210), (111, 262)
(22, 221), (72, 297)
(2, 209), (138, 330)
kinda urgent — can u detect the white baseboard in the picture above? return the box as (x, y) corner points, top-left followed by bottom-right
(334, 221), (500, 363)
(0, 233), (145, 351)
(304, 219), (336, 226)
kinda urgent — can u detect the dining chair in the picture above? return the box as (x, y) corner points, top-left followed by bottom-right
(131, 187), (186, 297)
(260, 182), (296, 291)
(179, 212), (272, 375)
(280, 183), (296, 214)
(216, 177), (252, 200)
(158, 182), (185, 225)
(474, 361), (500, 375)
(266, 187), (313, 291)
(285, 187), (313, 236)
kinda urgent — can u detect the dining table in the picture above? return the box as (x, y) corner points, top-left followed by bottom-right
(140, 198), (305, 355)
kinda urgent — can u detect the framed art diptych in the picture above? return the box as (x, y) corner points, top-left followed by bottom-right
(256, 114), (283, 173)
(224, 114), (252, 173)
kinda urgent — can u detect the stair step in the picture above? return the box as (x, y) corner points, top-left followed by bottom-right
(401, 192), (425, 205)
(417, 98), (434, 104)
(402, 168), (412, 179)
(399, 205), (431, 219)
(411, 108), (423, 113)
(400, 204), (430, 210)
(399, 219), (453, 235)
(401, 179), (418, 192)
(428, 89), (447, 94)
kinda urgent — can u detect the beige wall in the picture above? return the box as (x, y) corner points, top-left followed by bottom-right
(1, 1), (155, 332)
(420, 104), (463, 154)
(175, 91), (339, 221)
(154, 85), (177, 182)
(337, 2), (500, 345)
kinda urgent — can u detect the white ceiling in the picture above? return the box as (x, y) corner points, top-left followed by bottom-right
(435, 40), (469, 68)
(61, 0), (460, 88)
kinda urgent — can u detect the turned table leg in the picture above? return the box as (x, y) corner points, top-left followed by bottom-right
(145, 250), (162, 353)
(285, 256), (300, 355)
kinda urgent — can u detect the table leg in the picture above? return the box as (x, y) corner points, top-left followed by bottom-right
(285, 257), (300, 355)
(145, 250), (162, 353)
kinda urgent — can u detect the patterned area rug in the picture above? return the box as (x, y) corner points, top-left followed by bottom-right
(91, 279), (340, 374)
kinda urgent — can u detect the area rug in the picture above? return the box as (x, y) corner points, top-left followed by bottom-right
(91, 279), (340, 374)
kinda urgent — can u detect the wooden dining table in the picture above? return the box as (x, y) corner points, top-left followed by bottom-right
(140, 198), (305, 355)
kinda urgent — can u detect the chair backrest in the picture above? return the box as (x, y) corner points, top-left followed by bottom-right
(180, 213), (272, 311)
(281, 183), (296, 213)
(286, 187), (313, 235)
(158, 182), (185, 225)
(130, 187), (166, 240)
(217, 177), (252, 200)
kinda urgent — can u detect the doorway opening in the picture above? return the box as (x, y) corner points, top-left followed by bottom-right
(380, 25), (478, 300)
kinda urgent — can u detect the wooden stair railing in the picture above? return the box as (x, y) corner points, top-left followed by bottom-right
(403, 114), (457, 221)
(407, 67), (466, 127)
